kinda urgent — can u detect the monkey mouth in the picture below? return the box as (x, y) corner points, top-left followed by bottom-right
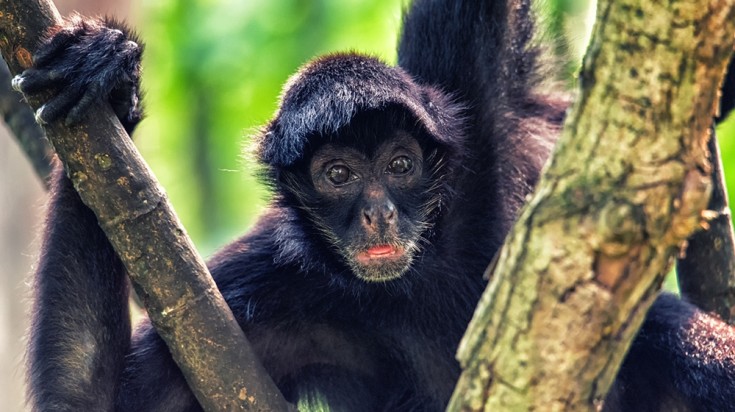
(346, 240), (416, 282)
(355, 244), (405, 265)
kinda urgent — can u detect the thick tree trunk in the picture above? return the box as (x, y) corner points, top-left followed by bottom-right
(448, 0), (735, 410)
(0, 1), (293, 411)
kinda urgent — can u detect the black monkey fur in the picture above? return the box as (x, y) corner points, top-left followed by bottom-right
(15, 1), (735, 411)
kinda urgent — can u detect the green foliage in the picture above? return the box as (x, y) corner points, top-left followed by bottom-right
(296, 387), (334, 412)
(718, 113), (735, 205)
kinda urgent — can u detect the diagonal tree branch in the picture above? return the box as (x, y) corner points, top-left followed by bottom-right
(0, 1), (293, 411)
(448, 0), (735, 410)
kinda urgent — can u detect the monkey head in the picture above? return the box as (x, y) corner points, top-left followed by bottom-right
(257, 54), (465, 282)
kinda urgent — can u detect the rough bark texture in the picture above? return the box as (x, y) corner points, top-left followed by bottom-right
(0, 1), (293, 411)
(448, 0), (735, 410)
(677, 133), (735, 324)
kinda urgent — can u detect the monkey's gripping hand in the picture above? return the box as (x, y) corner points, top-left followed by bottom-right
(12, 16), (143, 133)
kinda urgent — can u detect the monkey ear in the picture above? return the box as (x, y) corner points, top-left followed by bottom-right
(255, 53), (466, 168)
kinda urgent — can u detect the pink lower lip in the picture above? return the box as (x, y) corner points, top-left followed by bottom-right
(356, 245), (403, 264)
(367, 245), (396, 256)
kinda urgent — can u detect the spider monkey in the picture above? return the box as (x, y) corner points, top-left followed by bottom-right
(13, 0), (735, 411)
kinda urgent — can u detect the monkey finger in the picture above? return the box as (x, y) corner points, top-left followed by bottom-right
(12, 69), (65, 95)
(34, 87), (83, 125)
(65, 85), (102, 126)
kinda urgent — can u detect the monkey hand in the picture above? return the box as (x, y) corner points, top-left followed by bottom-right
(12, 16), (143, 132)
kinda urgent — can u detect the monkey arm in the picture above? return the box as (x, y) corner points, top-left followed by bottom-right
(27, 164), (131, 411)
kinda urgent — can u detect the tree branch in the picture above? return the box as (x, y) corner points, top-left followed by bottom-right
(448, 0), (735, 410)
(0, 1), (293, 411)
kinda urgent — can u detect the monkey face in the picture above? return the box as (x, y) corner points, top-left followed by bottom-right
(304, 132), (436, 282)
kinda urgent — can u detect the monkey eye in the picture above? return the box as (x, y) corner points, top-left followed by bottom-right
(387, 156), (413, 175)
(326, 164), (354, 185)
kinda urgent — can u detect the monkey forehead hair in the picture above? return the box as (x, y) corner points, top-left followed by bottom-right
(255, 53), (467, 168)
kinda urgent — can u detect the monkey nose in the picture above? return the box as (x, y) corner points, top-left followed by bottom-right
(362, 201), (397, 229)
